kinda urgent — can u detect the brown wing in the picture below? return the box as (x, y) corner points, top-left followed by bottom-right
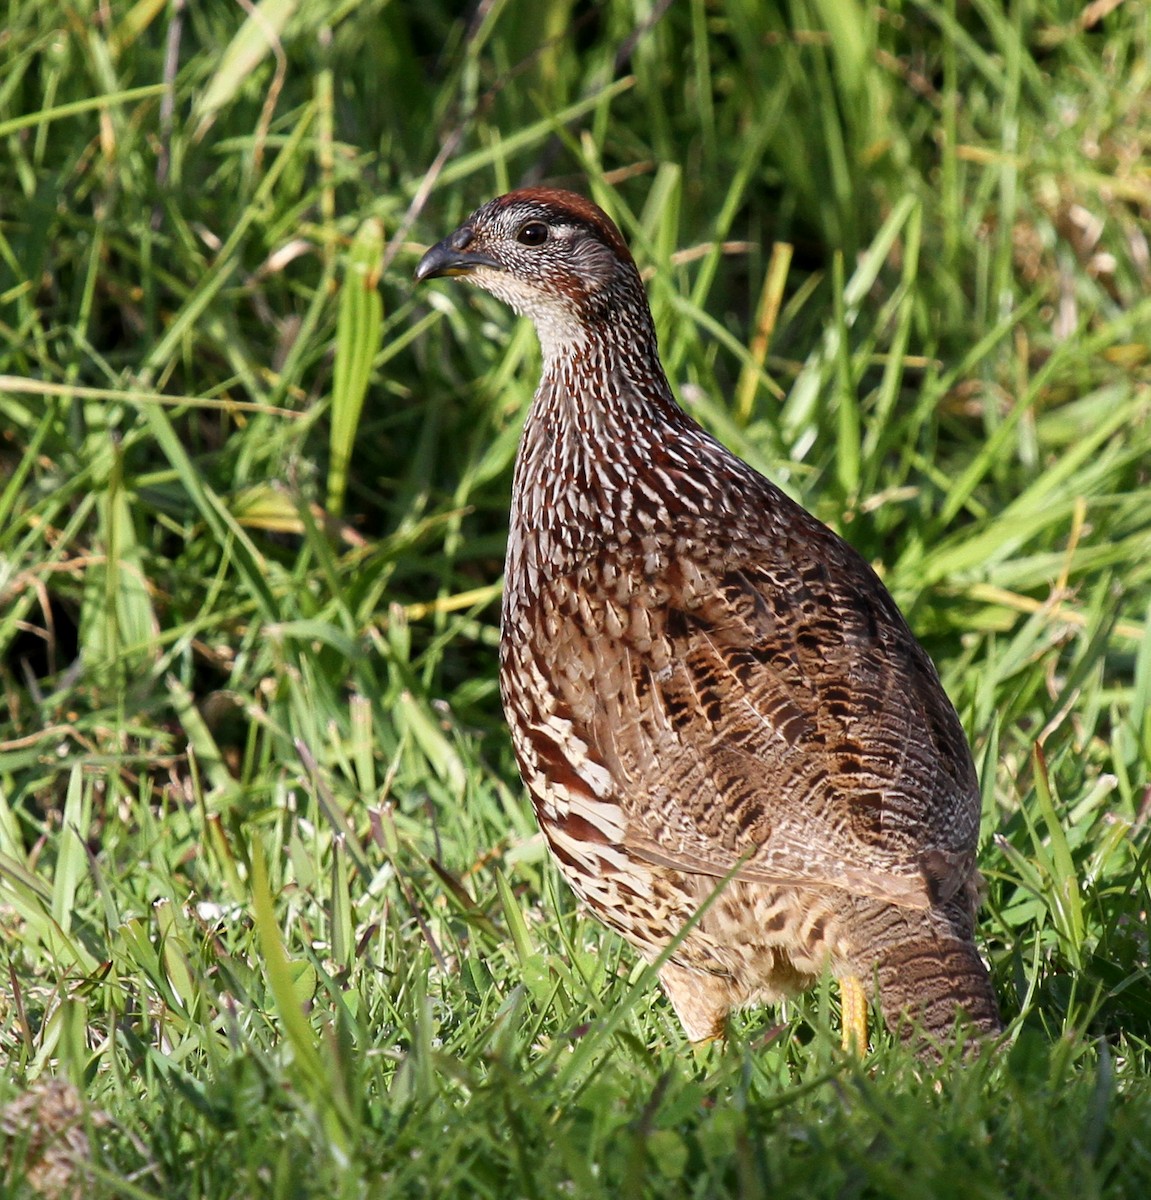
(529, 512), (980, 911)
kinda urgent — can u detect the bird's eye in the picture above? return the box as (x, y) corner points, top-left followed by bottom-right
(517, 220), (549, 246)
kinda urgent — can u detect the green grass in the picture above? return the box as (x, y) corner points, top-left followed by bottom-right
(1, 0), (1150, 1195)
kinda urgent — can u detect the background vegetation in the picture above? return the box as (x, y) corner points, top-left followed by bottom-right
(1, 0), (1149, 1195)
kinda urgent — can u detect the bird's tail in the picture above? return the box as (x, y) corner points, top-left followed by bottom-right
(853, 896), (1002, 1050)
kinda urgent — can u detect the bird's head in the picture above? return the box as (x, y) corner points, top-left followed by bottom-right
(414, 188), (648, 359)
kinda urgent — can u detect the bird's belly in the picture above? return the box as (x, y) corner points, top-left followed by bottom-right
(533, 795), (854, 999)
(500, 570), (849, 996)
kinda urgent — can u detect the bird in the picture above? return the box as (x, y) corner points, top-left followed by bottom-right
(415, 187), (1001, 1054)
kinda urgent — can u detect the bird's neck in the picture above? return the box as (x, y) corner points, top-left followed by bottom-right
(504, 310), (729, 595)
(526, 311), (688, 472)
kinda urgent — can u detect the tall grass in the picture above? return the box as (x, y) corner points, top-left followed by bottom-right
(1, 1), (1149, 1195)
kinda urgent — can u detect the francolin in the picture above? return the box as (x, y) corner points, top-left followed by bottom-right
(415, 188), (1001, 1054)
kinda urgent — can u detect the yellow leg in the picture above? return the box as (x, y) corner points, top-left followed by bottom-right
(838, 974), (868, 1053)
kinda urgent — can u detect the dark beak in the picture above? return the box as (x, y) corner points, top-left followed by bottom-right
(414, 225), (502, 282)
